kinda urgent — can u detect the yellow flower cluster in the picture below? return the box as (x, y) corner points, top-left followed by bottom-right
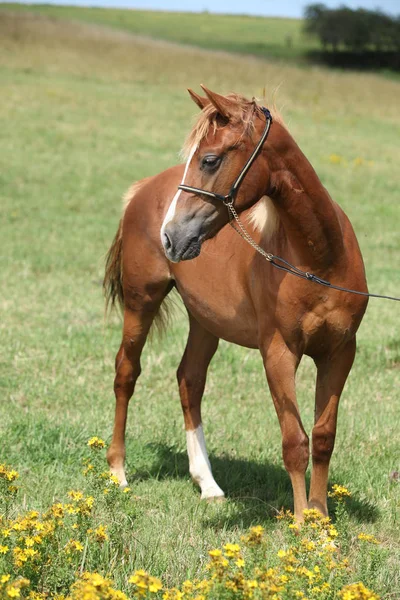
(357, 533), (380, 545)
(329, 155), (374, 168)
(339, 582), (380, 600)
(0, 465), (19, 482)
(0, 444), (383, 600)
(0, 464), (19, 500)
(66, 571), (128, 600)
(241, 525), (265, 546)
(328, 484), (352, 500)
(129, 570), (163, 596)
(0, 574), (29, 598)
(87, 437), (106, 450)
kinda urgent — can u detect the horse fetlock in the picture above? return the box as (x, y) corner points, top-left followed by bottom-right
(308, 497), (328, 516)
(189, 463), (224, 499)
(109, 465), (128, 489)
(199, 482), (225, 500)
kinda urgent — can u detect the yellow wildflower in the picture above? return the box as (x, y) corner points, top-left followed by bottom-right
(328, 484), (351, 500)
(68, 490), (84, 501)
(87, 437), (106, 449)
(338, 582), (380, 599)
(129, 570), (162, 595)
(241, 524), (265, 545)
(25, 537), (35, 547)
(182, 581), (193, 593)
(0, 544), (9, 554)
(65, 539), (84, 553)
(163, 589), (183, 600)
(93, 524), (108, 543)
(148, 578), (163, 593)
(358, 533), (380, 544)
(223, 543), (240, 557)
(208, 549), (222, 558)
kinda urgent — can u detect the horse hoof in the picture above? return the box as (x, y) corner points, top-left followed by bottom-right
(206, 495), (226, 504)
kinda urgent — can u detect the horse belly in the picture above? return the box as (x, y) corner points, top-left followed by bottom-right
(172, 259), (259, 349)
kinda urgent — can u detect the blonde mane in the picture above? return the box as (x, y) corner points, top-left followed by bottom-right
(182, 93), (286, 159)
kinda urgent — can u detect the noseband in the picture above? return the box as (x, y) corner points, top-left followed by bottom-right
(178, 106), (272, 208)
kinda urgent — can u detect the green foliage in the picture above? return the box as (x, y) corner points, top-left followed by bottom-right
(304, 4), (400, 52)
(0, 8), (399, 598)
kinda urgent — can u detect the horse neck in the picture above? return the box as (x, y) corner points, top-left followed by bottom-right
(267, 124), (345, 271)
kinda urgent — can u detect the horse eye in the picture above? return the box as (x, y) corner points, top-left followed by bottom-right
(201, 155), (221, 171)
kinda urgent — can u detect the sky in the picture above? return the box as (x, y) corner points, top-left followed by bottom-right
(9, 0), (400, 19)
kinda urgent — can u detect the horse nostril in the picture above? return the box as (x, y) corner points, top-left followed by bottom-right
(163, 232), (172, 251)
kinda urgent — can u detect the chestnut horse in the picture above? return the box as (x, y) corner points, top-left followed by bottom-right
(104, 86), (368, 521)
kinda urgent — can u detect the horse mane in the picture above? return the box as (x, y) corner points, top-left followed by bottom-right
(182, 92), (284, 240)
(182, 92), (286, 159)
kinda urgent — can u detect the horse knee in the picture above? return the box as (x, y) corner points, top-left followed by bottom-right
(282, 431), (310, 474)
(114, 353), (141, 396)
(312, 424), (335, 464)
(177, 362), (205, 398)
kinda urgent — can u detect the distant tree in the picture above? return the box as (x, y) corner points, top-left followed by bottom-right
(304, 4), (400, 53)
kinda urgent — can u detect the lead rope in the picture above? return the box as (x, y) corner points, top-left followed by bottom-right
(225, 201), (400, 302)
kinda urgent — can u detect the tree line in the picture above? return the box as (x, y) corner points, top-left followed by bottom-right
(304, 4), (400, 51)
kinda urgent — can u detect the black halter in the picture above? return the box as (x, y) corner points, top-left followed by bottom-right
(178, 107), (272, 206)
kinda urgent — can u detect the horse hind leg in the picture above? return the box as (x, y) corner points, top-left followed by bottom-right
(261, 334), (309, 521)
(107, 286), (171, 486)
(177, 316), (224, 500)
(308, 337), (356, 515)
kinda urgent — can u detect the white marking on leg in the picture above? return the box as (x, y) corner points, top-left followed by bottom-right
(160, 144), (197, 243)
(186, 425), (224, 499)
(110, 466), (128, 489)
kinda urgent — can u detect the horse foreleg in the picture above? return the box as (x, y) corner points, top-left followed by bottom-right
(308, 337), (356, 515)
(107, 300), (166, 487)
(262, 335), (309, 521)
(177, 316), (224, 500)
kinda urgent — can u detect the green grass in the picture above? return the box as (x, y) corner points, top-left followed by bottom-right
(0, 8), (399, 595)
(1, 3), (318, 61)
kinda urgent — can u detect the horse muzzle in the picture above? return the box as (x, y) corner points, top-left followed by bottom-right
(162, 224), (202, 263)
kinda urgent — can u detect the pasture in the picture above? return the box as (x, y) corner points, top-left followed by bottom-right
(0, 8), (399, 597)
(1, 3), (317, 61)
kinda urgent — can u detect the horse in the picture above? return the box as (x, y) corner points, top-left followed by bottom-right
(103, 86), (368, 521)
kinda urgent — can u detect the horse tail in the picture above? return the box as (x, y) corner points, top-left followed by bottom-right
(104, 177), (176, 335)
(103, 219), (124, 314)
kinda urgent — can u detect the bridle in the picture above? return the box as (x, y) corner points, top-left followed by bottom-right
(178, 106), (272, 207)
(177, 106), (400, 303)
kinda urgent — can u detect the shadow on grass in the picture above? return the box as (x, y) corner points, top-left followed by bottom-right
(127, 443), (379, 527)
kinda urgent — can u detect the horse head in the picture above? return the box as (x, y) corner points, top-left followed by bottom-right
(160, 86), (273, 263)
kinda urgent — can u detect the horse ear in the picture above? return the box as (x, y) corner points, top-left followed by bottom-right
(187, 88), (210, 110)
(200, 84), (236, 119)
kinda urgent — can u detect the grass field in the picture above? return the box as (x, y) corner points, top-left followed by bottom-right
(1, 2), (318, 61)
(0, 7), (399, 598)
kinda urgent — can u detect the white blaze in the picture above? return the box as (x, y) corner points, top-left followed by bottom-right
(186, 425), (224, 499)
(160, 145), (197, 244)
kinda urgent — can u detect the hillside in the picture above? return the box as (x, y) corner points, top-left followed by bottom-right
(1, 2), (317, 61)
